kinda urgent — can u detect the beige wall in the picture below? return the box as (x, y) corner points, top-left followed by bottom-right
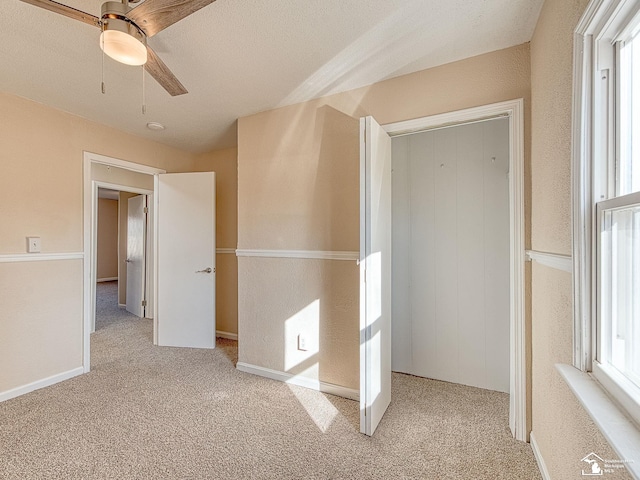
(194, 148), (238, 335)
(239, 106), (360, 251)
(531, 265), (627, 478)
(0, 93), (195, 255)
(531, 0), (578, 257)
(530, 1), (630, 478)
(237, 44), (532, 389)
(0, 93), (195, 396)
(194, 148), (238, 249)
(238, 258), (359, 388)
(97, 198), (118, 280)
(0, 260), (83, 393)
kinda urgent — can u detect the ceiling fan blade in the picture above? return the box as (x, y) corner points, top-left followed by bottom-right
(19, 0), (100, 28)
(145, 46), (188, 96)
(128, 0), (216, 37)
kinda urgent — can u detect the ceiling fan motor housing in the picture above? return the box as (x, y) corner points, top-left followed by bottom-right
(100, 1), (148, 66)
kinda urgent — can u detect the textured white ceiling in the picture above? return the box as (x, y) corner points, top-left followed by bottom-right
(1, 0), (544, 153)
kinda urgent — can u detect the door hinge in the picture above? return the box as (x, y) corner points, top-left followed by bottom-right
(142, 300), (147, 307)
(143, 207), (149, 214)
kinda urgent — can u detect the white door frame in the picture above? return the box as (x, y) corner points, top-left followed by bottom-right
(82, 152), (165, 372)
(383, 99), (527, 441)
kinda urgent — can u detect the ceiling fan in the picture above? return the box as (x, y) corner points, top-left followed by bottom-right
(20, 0), (216, 96)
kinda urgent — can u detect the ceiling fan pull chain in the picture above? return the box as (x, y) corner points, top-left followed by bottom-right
(101, 26), (106, 94)
(142, 65), (146, 115)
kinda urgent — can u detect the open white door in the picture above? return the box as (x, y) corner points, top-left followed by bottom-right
(156, 172), (216, 349)
(145, 193), (154, 319)
(360, 116), (392, 436)
(126, 195), (146, 318)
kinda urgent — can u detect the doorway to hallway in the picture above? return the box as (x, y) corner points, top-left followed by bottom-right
(97, 187), (152, 319)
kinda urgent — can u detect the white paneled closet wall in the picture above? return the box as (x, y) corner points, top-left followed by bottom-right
(391, 118), (510, 393)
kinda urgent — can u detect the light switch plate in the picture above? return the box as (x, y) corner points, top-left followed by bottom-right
(27, 237), (41, 253)
(298, 334), (308, 351)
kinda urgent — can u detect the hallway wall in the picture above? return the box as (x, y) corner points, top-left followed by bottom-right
(97, 198), (118, 280)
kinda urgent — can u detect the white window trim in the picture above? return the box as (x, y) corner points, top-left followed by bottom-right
(570, 0), (640, 474)
(572, 0), (596, 373)
(556, 364), (640, 479)
(592, 361), (640, 427)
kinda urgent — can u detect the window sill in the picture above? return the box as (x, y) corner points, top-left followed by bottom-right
(556, 363), (640, 478)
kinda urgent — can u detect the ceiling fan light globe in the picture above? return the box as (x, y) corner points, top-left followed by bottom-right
(100, 30), (148, 66)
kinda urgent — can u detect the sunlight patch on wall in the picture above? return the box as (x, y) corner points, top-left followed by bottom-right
(284, 299), (320, 376)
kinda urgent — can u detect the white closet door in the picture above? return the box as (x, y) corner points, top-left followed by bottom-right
(360, 116), (392, 436)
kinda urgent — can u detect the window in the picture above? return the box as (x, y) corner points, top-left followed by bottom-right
(596, 192), (640, 421)
(574, 0), (640, 426)
(619, 27), (640, 196)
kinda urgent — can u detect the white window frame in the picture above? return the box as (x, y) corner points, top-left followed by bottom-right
(574, 0), (640, 368)
(573, 0), (640, 428)
(594, 191), (640, 426)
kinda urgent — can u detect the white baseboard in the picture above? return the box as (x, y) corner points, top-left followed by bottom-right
(97, 277), (118, 282)
(216, 330), (238, 341)
(118, 303), (126, 308)
(530, 432), (551, 480)
(236, 362), (359, 401)
(0, 367), (84, 403)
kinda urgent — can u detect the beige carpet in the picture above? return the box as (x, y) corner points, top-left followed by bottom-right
(0, 282), (541, 479)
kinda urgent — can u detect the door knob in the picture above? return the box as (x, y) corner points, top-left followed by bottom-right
(125, 259), (132, 263)
(196, 267), (213, 273)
